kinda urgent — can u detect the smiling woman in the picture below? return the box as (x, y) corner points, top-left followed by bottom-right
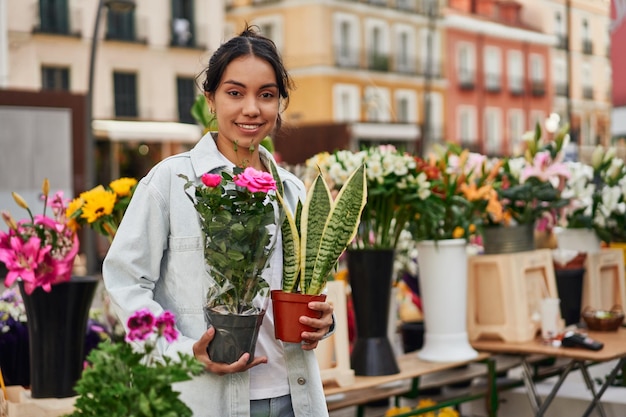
(101, 25), (332, 417)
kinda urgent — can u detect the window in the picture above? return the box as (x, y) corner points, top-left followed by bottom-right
(529, 54), (545, 96)
(457, 106), (477, 147)
(41, 66), (69, 91)
(507, 50), (524, 94)
(39, 0), (69, 34)
(333, 84), (360, 122)
(107, 8), (135, 41)
(253, 15), (283, 50)
(366, 19), (388, 71)
(113, 72), (138, 118)
(177, 77), (196, 124)
(554, 58), (567, 96)
(484, 46), (502, 92)
(394, 89), (417, 123)
(334, 13), (360, 68)
(364, 86), (391, 123)
(484, 108), (502, 155)
(171, 0), (195, 47)
(457, 43), (475, 87)
(508, 109), (524, 153)
(420, 27), (440, 76)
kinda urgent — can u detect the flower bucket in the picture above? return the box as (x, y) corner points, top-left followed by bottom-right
(271, 290), (326, 343)
(482, 223), (535, 254)
(204, 308), (265, 365)
(554, 227), (602, 254)
(19, 276), (98, 398)
(417, 239), (478, 363)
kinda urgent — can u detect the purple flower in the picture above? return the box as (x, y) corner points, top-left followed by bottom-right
(126, 309), (156, 342)
(155, 311), (178, 343)
(201, 173), (222, 188)
(233, 167), (276, 193)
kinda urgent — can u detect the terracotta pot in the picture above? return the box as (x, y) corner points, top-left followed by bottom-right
(271, 290), (326, 343)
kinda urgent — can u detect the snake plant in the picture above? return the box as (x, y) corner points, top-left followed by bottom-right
(272, 164), (367, 295)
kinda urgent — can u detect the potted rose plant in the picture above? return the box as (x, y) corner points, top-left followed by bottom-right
(270, 163), (366, 343)
(179, 167), (279, 364)
(0, 179), (97, 398)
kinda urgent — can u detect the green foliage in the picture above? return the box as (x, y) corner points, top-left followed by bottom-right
(274, 164), (367, 295)
(66, 340), (204, 417)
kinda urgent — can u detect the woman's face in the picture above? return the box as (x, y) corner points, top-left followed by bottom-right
(207, 55), (280, 154)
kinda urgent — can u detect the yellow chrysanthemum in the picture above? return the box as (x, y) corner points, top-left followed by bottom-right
(110, 177), (137, 197)
(438, 407), (460, 417)
(80, 186), (117, 224)
(384, 406), (412, 416)
(452, 226), (465, 238)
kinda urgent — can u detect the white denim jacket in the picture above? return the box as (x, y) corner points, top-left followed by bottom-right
(103, 133), (329, 417)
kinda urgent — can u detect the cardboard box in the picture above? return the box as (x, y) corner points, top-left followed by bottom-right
(4, 386), (75, 417)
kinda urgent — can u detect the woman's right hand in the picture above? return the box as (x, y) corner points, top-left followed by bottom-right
(192, 327), (268, 375)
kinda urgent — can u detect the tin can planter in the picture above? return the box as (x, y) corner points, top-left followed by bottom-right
(482, 223), (535, 254)
(271, 290), (326, 343)
(204, 308), (265, 364)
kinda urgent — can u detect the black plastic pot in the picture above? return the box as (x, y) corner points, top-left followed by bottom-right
(204, 308), (265, 365)
(19, 276), (98, 398)
(555, 267), (585, 326)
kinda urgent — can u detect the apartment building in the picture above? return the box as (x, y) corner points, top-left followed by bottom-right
(226, 0), (446, 162)
(2, 0), (225, 184)
(517, 0), (612, 149)
(445, 0), (554, 157)
(611, 0), (626, 140)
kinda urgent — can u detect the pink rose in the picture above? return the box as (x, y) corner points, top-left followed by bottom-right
(233, 167), (277, 193)
(201, 173), (222, 188)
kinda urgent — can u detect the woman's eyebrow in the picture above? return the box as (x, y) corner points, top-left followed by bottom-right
(223, 80), (278, 90)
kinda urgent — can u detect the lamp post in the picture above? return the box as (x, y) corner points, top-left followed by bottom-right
(85, 0), (136, 275)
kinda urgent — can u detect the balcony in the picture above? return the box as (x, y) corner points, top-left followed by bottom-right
(530, 80), (546, 97)
(368, 52), (390, 72)
(252, 0), (283, 4)
(459, 74), (475, 90)
(556, 34), (568, 50)
(334, 46), (360, 69)
(34, 3), (83, 36)
(367, 0), (388, 6)
(395, 0), (417, 12)
(583, 86), (594, 100)
(555, 83), (568, 97)
(582, 39), (593, 55)
(485, 73), (502, 93)
(418, 59), (443, 78)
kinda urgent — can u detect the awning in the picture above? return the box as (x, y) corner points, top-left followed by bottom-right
(349, 123), (420, 140)
(93, 119), (202, 143)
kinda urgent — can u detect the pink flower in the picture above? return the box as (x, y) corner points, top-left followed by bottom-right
(155, 310), (179, 343)
(126, 308), (156, 342)
(0, 234), (49, 291)
(520, 151), (571, 188)
(201, 173), (222, 188)
(233, 167), (277, 193)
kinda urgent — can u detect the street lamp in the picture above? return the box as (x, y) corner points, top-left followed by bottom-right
(85, 0), (136, 275)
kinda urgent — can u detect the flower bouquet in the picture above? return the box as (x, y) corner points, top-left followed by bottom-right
(0, 179), (98, 398)
(67, 177), (137, 242)
(67, 309), (203, 417)
(558, 145), (626, 249)
(180, 166), (280, 363)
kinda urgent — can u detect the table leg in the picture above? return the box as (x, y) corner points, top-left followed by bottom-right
(535, 361), (576, 417)
(579, 361), (607, 417)
(581, 358), (626, 417)
(486, 357), (499, 417)
(521, 359), (542, 413)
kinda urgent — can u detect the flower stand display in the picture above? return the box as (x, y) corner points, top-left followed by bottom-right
(314, 281), (355, 387)
(467, 249), (560, 342)
(416, 239), (478, 362)
(582, 249), (626, 311)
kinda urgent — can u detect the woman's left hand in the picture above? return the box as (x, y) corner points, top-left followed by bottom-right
(299, 300), (334, 350)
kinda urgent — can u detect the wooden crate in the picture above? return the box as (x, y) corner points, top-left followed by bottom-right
(582, 249), (626, 311)
(4, 386), (75, 417)
(467, 249), (560, 343)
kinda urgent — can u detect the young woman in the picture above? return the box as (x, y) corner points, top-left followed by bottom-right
(103, 26), (333, 417)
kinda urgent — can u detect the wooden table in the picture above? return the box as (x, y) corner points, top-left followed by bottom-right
(472, 328), (626, 417)
(324, 352), (494, 416)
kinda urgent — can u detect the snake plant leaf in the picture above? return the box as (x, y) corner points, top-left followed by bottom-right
(300, 173), (333, 295)
(275, 192), (301, 292)
(308, 164), (367, 295)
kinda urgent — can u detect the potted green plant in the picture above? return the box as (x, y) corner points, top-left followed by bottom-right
(269, 163), (367, 343)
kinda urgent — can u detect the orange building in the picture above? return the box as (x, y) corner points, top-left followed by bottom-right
(445, 0), (554, 156)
